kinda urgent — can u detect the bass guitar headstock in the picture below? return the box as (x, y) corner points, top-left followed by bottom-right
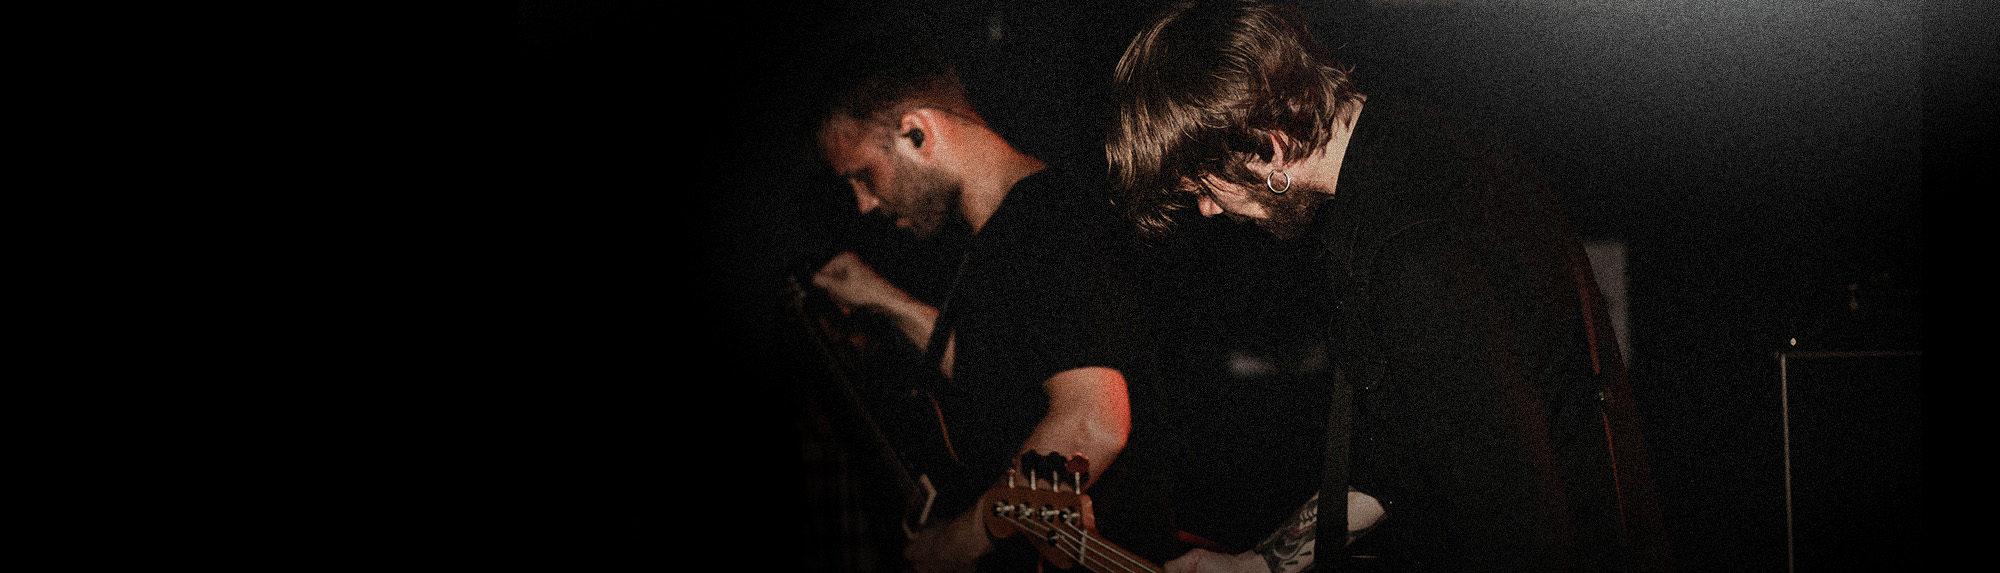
(981, 451), (1095, 569)
(980, 452), (1160, 572)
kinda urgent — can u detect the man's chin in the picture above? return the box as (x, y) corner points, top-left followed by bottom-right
(1249, 216), (1317, 241)
(1258, 223), (1306, 241)
(905, 219), (948, 241)
(1202, 215), (1300, 242)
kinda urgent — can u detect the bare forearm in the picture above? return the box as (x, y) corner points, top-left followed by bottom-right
(1019, 366), (1131, 487)
(903, 368), (1128, 572)
(876, 295), (940, 355)
(810, 251), (946, 369)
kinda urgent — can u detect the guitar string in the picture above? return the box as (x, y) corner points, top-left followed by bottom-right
(991, 477), (1157, 573)
(1023, 519), (1157, 573)
(1051, 526), (1160, 573)
(989, 483), (1155, 573)
(1001, 514), (1161, 573)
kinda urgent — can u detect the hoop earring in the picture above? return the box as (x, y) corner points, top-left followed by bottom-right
(1266, 170), (1291, 194)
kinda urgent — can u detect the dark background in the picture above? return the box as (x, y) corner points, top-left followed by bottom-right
(497, 0), (1956, 569)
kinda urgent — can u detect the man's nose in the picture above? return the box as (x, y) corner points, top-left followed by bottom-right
(853, 186), (881, 214)
(1196, 195), (1222, 217)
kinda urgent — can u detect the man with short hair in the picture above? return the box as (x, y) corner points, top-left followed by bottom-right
(1106, 2), (1669, 571)
(808, 36), (1172, 573)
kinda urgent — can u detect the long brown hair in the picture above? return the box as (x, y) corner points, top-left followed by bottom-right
(1106, 0), (1361, 238)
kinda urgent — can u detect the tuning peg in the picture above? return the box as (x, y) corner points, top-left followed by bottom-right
(1066, 453), (1090, 492)
(1042, 451), (1067, 487)
(1019, 451), (1040, 489)
(1065, 453), (1090, 475)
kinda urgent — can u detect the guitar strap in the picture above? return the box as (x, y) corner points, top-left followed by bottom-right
(1318, 239), (1366, 570)
(917, 247), (975, 469)
(1318, 368), (1352, 569)
(922, 248), (973, 383)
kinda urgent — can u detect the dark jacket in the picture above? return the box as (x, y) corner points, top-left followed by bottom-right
(1314, 97), (1671, 572)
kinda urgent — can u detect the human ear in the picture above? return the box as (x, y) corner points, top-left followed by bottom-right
(1263, 131), (1291, 167)
(895, 110), (946, 157)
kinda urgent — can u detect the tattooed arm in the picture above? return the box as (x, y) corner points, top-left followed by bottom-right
(1164, 490), (1386, 573)
(1253, 492), (1320, 572)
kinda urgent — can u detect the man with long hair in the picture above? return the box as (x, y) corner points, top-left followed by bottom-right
(1107, 2), (1670, 571)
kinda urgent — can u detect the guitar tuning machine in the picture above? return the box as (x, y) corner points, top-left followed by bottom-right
(1028, 504), (1081, 527)
(1017, 452), (1040, 490)
(1065, 453), (1090, 492)
(1017, 450), (1093, 491)
(1043, 451), (1067, 479)
(993, 498), (1033, 519)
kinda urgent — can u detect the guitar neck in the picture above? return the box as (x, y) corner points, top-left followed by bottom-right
(781, 276), (920, 492)
(988, 509), (1162, 573)
(982, 471), (1162, 573)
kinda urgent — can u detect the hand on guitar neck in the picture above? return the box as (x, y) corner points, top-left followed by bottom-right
(811, 251), (950, 375)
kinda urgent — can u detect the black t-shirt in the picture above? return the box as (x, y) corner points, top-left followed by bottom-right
(932, 166), (1173, 561)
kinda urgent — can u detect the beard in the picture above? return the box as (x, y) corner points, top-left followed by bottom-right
(1242, 183), (1334, 241)
(886, 156), (962, 241)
